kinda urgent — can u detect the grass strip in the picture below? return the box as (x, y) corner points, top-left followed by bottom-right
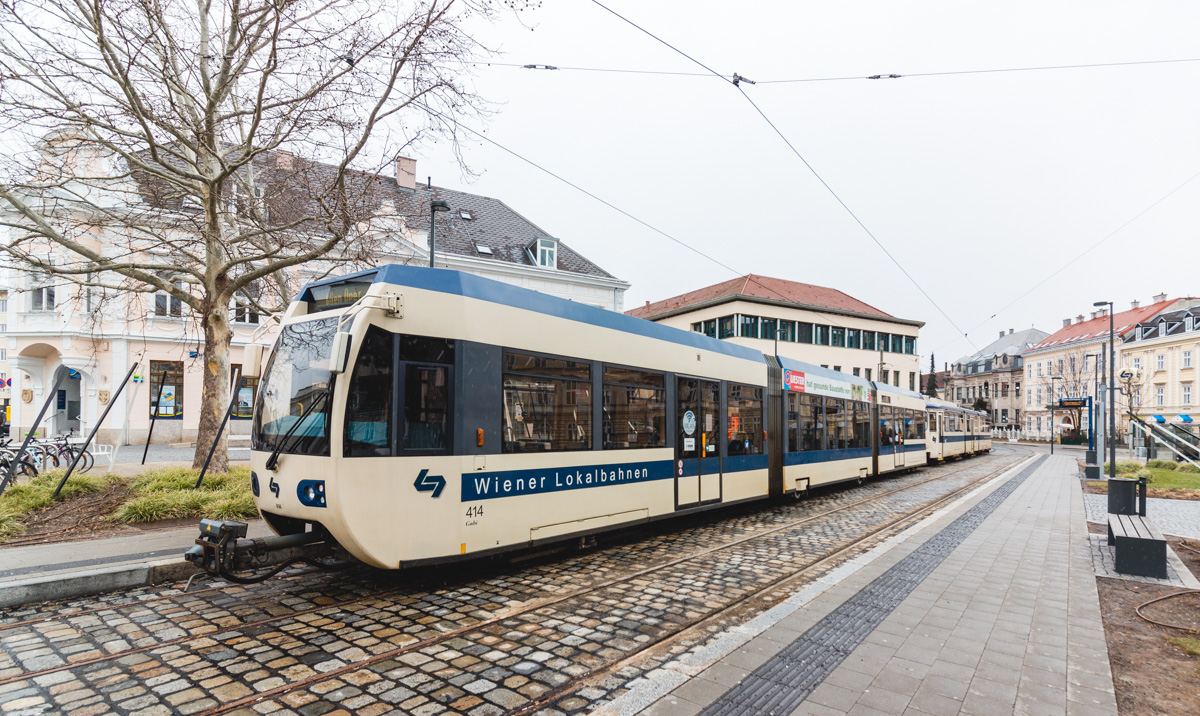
(0, 470), (121, 540)
(110, 466), (256, 523)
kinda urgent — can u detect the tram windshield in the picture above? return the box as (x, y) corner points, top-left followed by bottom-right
(252, 317), (339, 455)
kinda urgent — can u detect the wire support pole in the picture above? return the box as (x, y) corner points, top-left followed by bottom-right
(0, 370), (69, 497)
(142, 370), (168, 465)
(53, 363), (139, 498)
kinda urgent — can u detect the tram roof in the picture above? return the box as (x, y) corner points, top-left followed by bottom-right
(872, 382), (925, 400)
(925, 399), (988, 417)
(299, 265), (767, 363)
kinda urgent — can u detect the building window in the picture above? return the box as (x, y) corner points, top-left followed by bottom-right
(1057, 358), (1064, 375)
(904, 336), (916, 355)
(957, 387), (963, 400)
(1036, 387), (1043, 405)
(909, 372), (915, 391)
(1155, 385), (1165, 407)
(531, 238), (557, 269)
(761, 318), (778, 342)
(0, 348), (6, 361)
(852, 368), (860, 377)
(862, 330), (875, 351)
(1156, 354), (1165, 371)
(31, 285), (55, 312)
(777, 320), (796, 342)
(738, 315), (759, 339)
(1184, 384), (1192, 406)
(830, 327), (846, 348)
(814, 325), (829, 346)
(231, 300), (260, 325)
(149, 360), (184, 419)
(154, 282), (184, 318)
(1185, 350), (1193, 369)
(1133, 357), (1142, 371)
(718, 316), (735, 339)
(796, 322), (813, 344)
(1133, 387), (1141, 407)
(1036, 362), (1043, 377)
(833, 366), (841, 373)
(0, 294), (7, 312)
(1026, 390), (1032, 407)
(847, 329), (861, 349)
(893, 371), (899, 387)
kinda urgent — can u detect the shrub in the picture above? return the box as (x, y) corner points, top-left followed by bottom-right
(1177, 463), (1200, 474)
(111, 466), (256, 523)
(1103, 460), (1144, 476)
(1146, 459), (1178, 471)
(0, 470), (121, 540)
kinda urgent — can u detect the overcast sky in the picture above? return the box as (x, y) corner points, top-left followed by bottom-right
(413, 1), (1200, 367)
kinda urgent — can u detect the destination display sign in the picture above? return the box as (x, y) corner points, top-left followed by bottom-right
(308, 278), (374, 313)
(783, 369), (872, 402)
(1059, 398), (1089, 407)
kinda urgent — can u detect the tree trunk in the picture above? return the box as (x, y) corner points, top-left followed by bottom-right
(193, 303), (233, 471)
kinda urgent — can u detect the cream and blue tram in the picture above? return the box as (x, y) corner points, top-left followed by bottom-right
(251, 265), (774, 569)
(925, 399), (991, 461)
(248, 266), (978, 570)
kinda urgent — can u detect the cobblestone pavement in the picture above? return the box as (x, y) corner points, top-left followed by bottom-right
(0, 449), (1029, 716)
(1082, 493), (1200, 539)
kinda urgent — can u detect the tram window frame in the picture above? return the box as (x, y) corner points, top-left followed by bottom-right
(800, 393), (823, 451)
(786, 391), (800, 452)
(825, 397), (847, 450)
(726, 383), (764, 455)
(853, 401), (871, 449)
(602, 366), (666, 450)
(904, 409), (922, 441)
(879, 406), (896, 446)
(502, 351), (592, 453)
(344, 326), (396, 456)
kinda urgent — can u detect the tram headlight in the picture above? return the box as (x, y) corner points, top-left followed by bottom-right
(296, 480), (327, 508)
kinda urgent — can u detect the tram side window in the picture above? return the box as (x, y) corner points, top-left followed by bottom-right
(904, 409), (921, 441)
(503, 352), (592, 453)
(879, 406), (896, 446)
(825, 397), (847, 451)
(727, 384), (764, 455)
(603, 367), (665, 450)
(913, 411), (926, 440)
(853, 402), (871, 449)
(801, 394), (823, 450)
(786, 392), (800, 452)
(345, 327), (395, 456)
(403, 365), (450, 451)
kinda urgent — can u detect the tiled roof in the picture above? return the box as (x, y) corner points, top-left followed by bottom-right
(134, 151), (618, 281)
(954, 327), (1049, 365)
(625, 274), (912, 323)
(1126, 302), (1200, 342)
(1027, 300), (1177, 352)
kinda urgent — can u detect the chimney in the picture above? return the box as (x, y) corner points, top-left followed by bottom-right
(1131, 299), (1140, 309)
(999, 331), (1005, 339)
(395, 156), (416, 190)
(1152, 293), (1167, 303)
(1076, 314), (1085, 324)
(644, 301), (650, 309)
(1063, 318), (1072, 327)
(1009, 328), (1014, 334)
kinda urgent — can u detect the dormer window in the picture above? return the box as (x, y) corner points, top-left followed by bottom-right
(459, 210), (473, 220)
(528, 236), (558, 269)
(476, 244), (493, 256)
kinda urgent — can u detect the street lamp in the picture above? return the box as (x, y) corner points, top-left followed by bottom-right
(1094, 300), (1116, 477)
(1051, 375), (1063, 454)
(428, 199), (451, 268)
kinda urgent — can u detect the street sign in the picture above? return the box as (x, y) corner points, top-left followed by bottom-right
(1059, 398), (1088, 408)
(1119, 370), (1134, 380)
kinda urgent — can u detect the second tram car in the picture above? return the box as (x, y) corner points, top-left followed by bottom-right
(242, 266), (991, 570)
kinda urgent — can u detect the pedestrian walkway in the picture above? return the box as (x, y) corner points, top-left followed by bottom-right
(622, 454), (1123, 716)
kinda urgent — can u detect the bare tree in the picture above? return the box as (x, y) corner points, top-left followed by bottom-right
(1032, 349), (1105, 439)
(0, 0), (523, 470)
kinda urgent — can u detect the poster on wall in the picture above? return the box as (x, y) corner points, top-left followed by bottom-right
(158, 385), (177, 416)
(236, 386), (255, 418)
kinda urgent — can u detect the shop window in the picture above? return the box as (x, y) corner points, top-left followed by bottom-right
(229, 363), (259, 420)
(149, 360), (184, 419)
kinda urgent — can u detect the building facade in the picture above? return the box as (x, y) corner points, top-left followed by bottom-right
(1118, 303), (1200, 427)
(626, 274), (924, 388)
(2, 151), (628, 445)
(1021, 296), (1183, 441)
(945, 328), (1049, 429)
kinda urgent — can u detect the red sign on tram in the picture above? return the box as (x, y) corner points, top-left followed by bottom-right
(783, 369), (806, 392)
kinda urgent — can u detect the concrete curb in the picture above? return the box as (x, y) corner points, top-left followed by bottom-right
(0, 558), (199, 609)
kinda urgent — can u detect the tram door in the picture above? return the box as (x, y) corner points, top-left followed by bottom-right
(676, 378), (721, 508)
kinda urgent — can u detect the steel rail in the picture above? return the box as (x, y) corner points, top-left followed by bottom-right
(194, 449), (1023, 716)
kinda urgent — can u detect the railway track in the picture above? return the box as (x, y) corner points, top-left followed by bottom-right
(0, 448), (1027, 715)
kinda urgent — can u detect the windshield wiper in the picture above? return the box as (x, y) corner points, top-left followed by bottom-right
(265, 388), (330, 471)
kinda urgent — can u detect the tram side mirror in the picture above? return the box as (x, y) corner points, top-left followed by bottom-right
(329, 332), (351, 374)
(242, 344), (265, 379)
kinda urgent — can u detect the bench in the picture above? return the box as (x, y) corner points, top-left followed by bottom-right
(1107, 513), (1168, 579)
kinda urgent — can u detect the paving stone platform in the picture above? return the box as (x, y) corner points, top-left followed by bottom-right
(631, 454), (1122, 716)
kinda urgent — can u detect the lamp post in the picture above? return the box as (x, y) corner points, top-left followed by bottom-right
(1094, 301), (1116, 477)
(428, 199), (451, 268)
(1051, 375), (1063, 454)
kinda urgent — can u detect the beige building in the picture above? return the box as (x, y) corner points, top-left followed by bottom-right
(1022, 296), (1184, 441)
(2, 148), (627, 446)
(627, 274), (924, 388)
(1119, 302), (1200, 427)
(945, 328), (1048, 429)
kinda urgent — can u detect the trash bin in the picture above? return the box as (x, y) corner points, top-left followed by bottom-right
(1107, 478), (1138, 515)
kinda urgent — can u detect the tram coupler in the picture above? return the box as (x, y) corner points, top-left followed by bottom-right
(184, 519), (332, 580)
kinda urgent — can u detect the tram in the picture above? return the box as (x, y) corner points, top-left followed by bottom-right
(187, 266), (992, 574)
(925, 399), (993, 462)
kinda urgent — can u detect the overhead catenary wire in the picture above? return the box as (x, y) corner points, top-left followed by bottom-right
(587, 0), (979, 352)
(474, 56), (1200, 84)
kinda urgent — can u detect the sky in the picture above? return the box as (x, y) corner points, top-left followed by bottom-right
(410, 1), (1200, 368)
